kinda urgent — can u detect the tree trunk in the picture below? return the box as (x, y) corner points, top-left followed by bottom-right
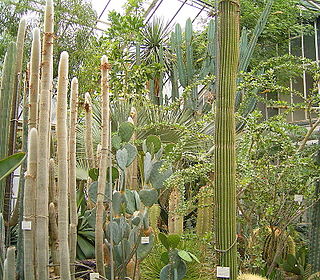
(214, 1), (240, 279)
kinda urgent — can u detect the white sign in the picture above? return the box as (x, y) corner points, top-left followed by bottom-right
(217, 266), (230, 278)
(22, 221), (32, 230)
(294, 195), (303, 202)
(141, 236), (150, 244)
(89, 273), (99, 280)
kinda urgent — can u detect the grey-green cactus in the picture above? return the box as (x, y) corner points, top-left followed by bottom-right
(36, 0), (54, 278)
(168, 188), (183, 235)
(56, 51), (71, 280)
(3, 246), (16, 280)
(23, 128), (38, 280)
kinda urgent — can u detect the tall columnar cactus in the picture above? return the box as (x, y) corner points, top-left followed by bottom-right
(23, 128), (38, 280)
(84, 92), (95, 169)
(8, 17), (26, 158)
(126, 107), (138, 189)
(56, 51), (71, 280)
(49, 159), (59, 276)
(149, 203), (161, 233)
(36, 0), (54, 278)
(29, 28), (41, 130)
(196, 185), (214, 236)
(0, 42), (16, 212)
(214, 0), (240, 279)
(168, 188), (183, 235)
(69, 77), (78, 280)
(309, 128), (320, 273)
(95, 55), (110, 277)
(3, 246), (16, 280)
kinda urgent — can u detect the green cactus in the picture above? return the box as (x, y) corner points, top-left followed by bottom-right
(262, 227), (296, 266)
(214, 0), (240, 279)
(196, 185), (213, 236)
(84, 92), (95, 169)
(0, 42), (16, 211)
(168, 188), (183, 235)
(149, 203), (161, 232)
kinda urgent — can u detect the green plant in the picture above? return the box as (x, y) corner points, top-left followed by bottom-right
(0, 153), (26, 182)
(196, 185), (213, 236)
(214, 1), (240, 279)
(158, 233), (200, 280)
(276, 247), (311, 279)
(3, 246), (16, 280)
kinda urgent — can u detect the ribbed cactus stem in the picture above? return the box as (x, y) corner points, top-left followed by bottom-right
(196, 185), (213, 236)
(168, 188), (183, 235)
(69, 77), (78, 280)
(84, 92), (95, 169)
(95, 55), (110, 277)
(56, 51), (71, 280)
(23, 128), (37, 280)
(4, 246), (16, 280)
(36, 0), (54, 278)
(214, 0), (240, 278)
(149, 204), (161, 232)
(29, 28), (41, 130)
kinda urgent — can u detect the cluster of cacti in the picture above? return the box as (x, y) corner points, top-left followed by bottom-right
(196, 185), (214, 236)
(262, 227), (296, 266)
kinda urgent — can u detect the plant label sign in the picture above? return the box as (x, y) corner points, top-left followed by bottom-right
(89, 273), (99, 280)
(22, 221), (32, 230)
(217, 266), (230, 278)
(141, 236), (150, 244)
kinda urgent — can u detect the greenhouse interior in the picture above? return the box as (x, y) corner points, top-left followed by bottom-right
(1, 0), (320, 279)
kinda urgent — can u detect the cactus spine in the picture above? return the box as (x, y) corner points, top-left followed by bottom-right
(84, 92), (95, 169)
(36, 0), (54, 278)
(56, 51), (71, 280)
(214, 0), (240, 279)
(196, 185), (214, 236)
(23, 128), (38, 280)
(69, 77), (78, 280)
(168, 188), (183, 234)
(95, 55), (110, 277)
(29, 28), (41, 130)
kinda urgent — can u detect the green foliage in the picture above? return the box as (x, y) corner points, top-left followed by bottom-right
(0, 153), (26, 181)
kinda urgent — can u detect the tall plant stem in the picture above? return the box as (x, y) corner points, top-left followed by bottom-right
(36, 0), (54, 278)
(56, 51), (71, 280)
(214, 0), (240, 279)
(84, 92), (95, 169)
(23, 128), (37, 280)
(95, 55), (110, 277)
(69, 77), (78, 280)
